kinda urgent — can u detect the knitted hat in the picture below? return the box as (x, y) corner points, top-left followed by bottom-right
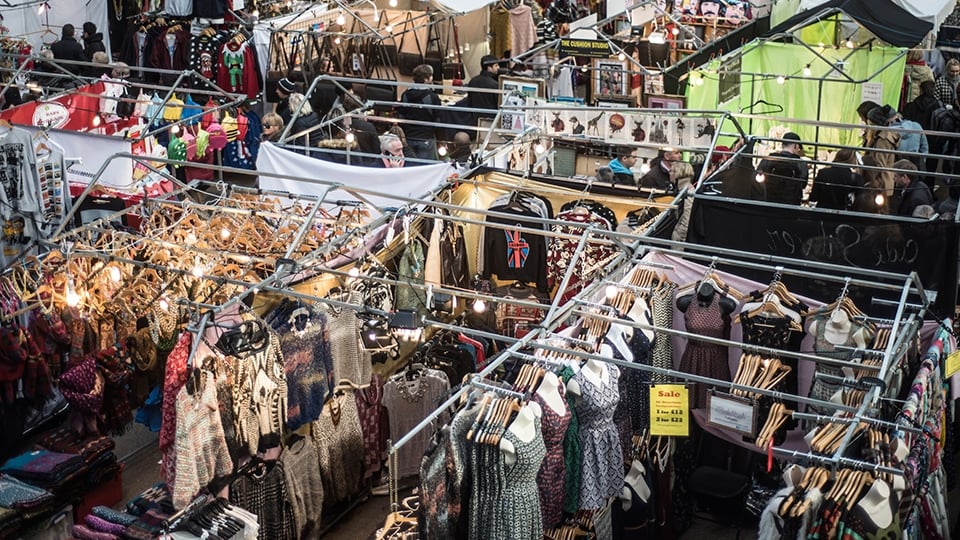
(163, 95), (183, 122)
(207, 123), (228, 150)
(167, 136), (186, 162)
(867, 104), (897, 125)
(182, 131), (197, 160)
(222, 113), (239, 142)
(133, 90), (150, 118)
(145, 93), (164, 125)
(195, 129), (210, 158)
(181, 95), (202, 126)
(278, 77), (297, 94)
(201, 98), (218, 129)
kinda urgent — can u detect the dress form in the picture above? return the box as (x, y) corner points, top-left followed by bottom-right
(855, 480), (893, 528)
(502, 402), (542, 465)
(605, 320), (635, 362)
(626, 296), (655, 344)
(808, 309), (868, 349)
(536, 371), (567, 416)
(567, 359), (609, 398)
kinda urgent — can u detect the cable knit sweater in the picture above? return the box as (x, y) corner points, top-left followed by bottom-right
(232, 331), (288, 455)
(159, 332), (191, 488)
(172, 377), (233, 509)
(509, 5), (537, 57)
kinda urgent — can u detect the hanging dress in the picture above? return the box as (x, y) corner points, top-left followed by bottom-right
(678, 289), (731, 409)
(496, 417), (547, 540)
(806, 315), (871, 415)
(535, 389), (572, 528)
(574, 365), (624, 510)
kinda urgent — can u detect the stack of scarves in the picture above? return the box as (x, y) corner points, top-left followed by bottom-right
(124, 483), (173, 539)
(0, 473), (54, 523)
(0, 449), (84, 489)
(36, 429), (119, 486)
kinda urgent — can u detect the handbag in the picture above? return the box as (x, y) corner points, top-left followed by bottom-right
(441, 20), (465, 80)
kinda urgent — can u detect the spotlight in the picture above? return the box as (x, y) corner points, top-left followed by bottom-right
(389, 0), (398, 6)
(755, 173), (766, 183)
(384, 24), (393, 33)
(348, 266), (361, 278)
(846, 39), (854, 49)
(617, 52), (625, 61)
(109, 266), (121, 283)
(336, 13), (346, 25)
(605, 284), (618, 299)
(776, 75), (786, 85)
(671, 27), (680, 36)
(874, 193), (885, 206)
(472, 298), (486, 313)
(345, 131), (356, 143)
(438, 145), (448, 157)
(803, 64), (811, 77)
(534, 141), (546, 155)
(65, 281), (80, 307)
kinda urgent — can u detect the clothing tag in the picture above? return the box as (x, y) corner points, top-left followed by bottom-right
(945, 350), (960, 378)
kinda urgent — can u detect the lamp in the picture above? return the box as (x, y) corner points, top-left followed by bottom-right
(389, 309), (423, 341)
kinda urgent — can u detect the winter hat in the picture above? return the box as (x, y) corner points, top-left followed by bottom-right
(182, 131), (197, 160)
(195, 129), (210, 158)
(222, 113), (239, 142)
(133, 90), (150, 118)
(163, 94), (183, 122)
(481, 54), (500, 67)
(167, 136), (186, 162)
(867, 104), (896, 125)
(202, 98), (218, 129)
(278, 77), (297, 94)
(207, 123), (228, 150)
(145, 92), (164, 125)
(181, 95), (202, 126)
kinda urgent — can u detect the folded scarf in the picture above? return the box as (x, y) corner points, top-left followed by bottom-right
(91, 506), (138, 527)
(86, 515), (128, 536)
(71, 524), (119, 540)
(0, 473), (53, 508)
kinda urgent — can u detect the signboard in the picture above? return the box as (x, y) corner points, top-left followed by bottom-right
(706, 392), (756, 436)
(649, 384), (690, 436)
(559, 38), (611, 58)
(718, 54), (742, 107)
(946, 351), (960, 378)
(861, 82), (883, 105)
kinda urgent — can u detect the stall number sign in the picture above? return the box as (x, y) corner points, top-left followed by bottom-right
(649, 385), (689, 436)
(946, 351), (960, 378)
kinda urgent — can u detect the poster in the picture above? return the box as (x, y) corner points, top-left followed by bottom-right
(649, 384), (690, 436)
(861, 82), (883, 105)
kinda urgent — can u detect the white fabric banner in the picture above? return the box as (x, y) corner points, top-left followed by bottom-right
(256, 142), (456, 214)
(21, 127), (133, 190)
(5, 0), (111, 56)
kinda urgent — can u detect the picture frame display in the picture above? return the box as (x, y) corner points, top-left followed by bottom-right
(500, 76), (546, 132)
(592, 57), (630, 100)
(646, 93), (686, 109)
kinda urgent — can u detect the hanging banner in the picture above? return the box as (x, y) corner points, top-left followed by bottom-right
(718, 54), (742, 107)
(559, 38), (611, 58)
(649, 384), (690, 436)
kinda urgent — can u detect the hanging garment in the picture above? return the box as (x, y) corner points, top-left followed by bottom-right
(650, 283), (677, 384)
(489, 7), (512, 57)
(34, 144), (69, 237)
(229, 460), (297, 540)
(678, 288), (733, 409)
(355, 374), (388, 481)
(171, 376), (233, 509)
(806, 314), (872, 415)
(496, 417), (547, 540)
(482, 201), (549, 292)
(324, 293), (372, 386)
(574, 365), (624, 510)
(217, 39), (260, 99)
(232, 329), (288, 455)
(159, 332), (191, 488)
(509, 4), (537, 56)
(739, 290), (807, 401)
(383, 368), (451, 479)
(546, 208), (617, 305)
(277, 314), (333, 430)
(311, 391), (364, 505)
(396, 237), (426, 313)
(559, 365), (582, 514)
(280, 437), (324, 539)
(535, 389), (572, 528)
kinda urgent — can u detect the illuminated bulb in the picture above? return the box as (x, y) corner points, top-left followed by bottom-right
(91, 115), (101, 127)
(171, 124), (180, 135)
(617, 52), (625, 61)
(251, 9), (259, 17)
(158, 297), (170, 311)
(605, 284), (618, 299)
(580, 65), (588, 72)
(776, 75), (786, 85)
(846, 39), (854, 49)
(345, 131), (356, 143)
(437, 145), (448, 157)
(874, 193), (885, 206)
(472, 298), (486, 313)
(334, 37), (341, 45)
(38, 3), (45, 14)
(109, 266), (121, 283)
(389, 0), (398, 6)
(185, 231), (197, 244)
(672, 27), (680, 36)
(695, 77), (704, 86)
(639, 163), (651, 175)
(191, 257), (205, 278)
(803, 64), (811, 77)
(65, 281), (80, 307)
(336, 13), (346, 25)
(384, 24), (393, 33)
(220, 228), (231, 240)
(755, 173), (766, 183)
(348, 266), (361, 278)
(534, 142), (546, 155)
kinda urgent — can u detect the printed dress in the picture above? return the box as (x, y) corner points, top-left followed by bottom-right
(496, 416), (547, 540)
(678, 293), (731, 409)
(535, 390), (572, 528)
(574, 366), (624, 510)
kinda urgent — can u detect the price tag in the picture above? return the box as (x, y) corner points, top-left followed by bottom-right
(946, 351), (960, 378)
(649, 384), (689, 437)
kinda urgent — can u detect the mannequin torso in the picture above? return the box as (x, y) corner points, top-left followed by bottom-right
(536, 371), (567, 416)
(501, 401), (542, 465)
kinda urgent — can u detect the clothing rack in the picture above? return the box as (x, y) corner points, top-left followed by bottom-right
(469, 376), (527, 400)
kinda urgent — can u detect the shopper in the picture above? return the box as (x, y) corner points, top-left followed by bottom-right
(852, 155), (888, 214)
(85, 51), (112, 78)
(446, 131), (474, 165)
(892, 159), (934, 217)
(284, 93), (321, 153)
(810, 148), (863, 211)
(903, 80), (942, 128)
(639, 147), (682, 192)
(608, 148), (639, 186)
(377, 133), (405, 168)
(81, 22), (106, 62)
(671, 161), (696, 243)
(935, 181), (959, 218)
(275, 77), (298, 121)
(50, 24), (86, 75)
(466, 55), (501, 118)
(935, 58), (960, 108)
(398, 64), (441, 162)
(261, 113), (285, 143)
(755, 132), (808, 205)
(889, 108), (928, 169)
(865, 105), (901, 197)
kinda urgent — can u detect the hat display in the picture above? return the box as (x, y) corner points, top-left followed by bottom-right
(163, 94), (184, 123)
(181, 96), (202, 126)
(207, 123), (228, 150)
(181, 131), (197, 160)
(167, 136), (186, 163)
(278, 78), (298, 94)
(222, 113), (239, 142)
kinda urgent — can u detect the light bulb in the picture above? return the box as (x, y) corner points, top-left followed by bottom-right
(171, 124), (180, 135)
(91, 115), (101, 127)
(438, 145), (448, 157)
(846, 39), (854, 49)
(345, 131), (356, 143)
(38, 3), (45, 14)
(534, 142), (546, 155)
(580, 65), (588, 73)
(874, 193), (885, 206)
(334, 37), (342, 45)
(605, 284), (618, 299)
(803, 64), (811, 77)
(191, 257), (205, 278)
(185, 231), (197, 244)
(109, 266), (121, 283)
(348, 266), (361, 278)
(776, 75), (786, 85)
(336, 13), (346, 25)
(472, 298), (486, 313)
(389, 0), (398, 6)
(671, 27), (680, 36)
(158, 297), (170, 311)
(639, 163), (651, 175)
(385, 24), (393, 33)
(617, 52), (625, 61)
(755, 173), (766, 183)
(65, 281), (80, 307)
(220, 228), (231, 240)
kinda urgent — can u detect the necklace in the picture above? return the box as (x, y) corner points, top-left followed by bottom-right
(395, 373), (428, 403)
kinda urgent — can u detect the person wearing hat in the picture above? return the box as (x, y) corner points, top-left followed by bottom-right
(466, 55), (501, 119)
(755, 132), (808, 205)
(50, 24), (86, 75)
(865, 104), (902, 196)
(275, 77), (299, 123)
(81, 22), (106, 62)
(892, 159), (933, 217)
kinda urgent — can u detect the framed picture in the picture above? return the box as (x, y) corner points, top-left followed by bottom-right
(499, 76), (546, 100)
(592, 58), (630, 99)
(646, 93), (685, 109)
(500, 77), (544, 133)
(596, 96), (636, 109)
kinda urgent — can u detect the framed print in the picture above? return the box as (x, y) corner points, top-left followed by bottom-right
(592, 58), (630, 99)
(500, 77), (544, 133)
(603, 110), (631, 142)
(646, 93), (686, 109)
(643, 72), (665, 95)
(499, 76), (546, 100)
(706, 392), (756, 437)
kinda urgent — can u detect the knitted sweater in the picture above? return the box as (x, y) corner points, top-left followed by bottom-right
(280, 439), (324, 538)
(172, 378), (233, 509)
(279, 321), (333, 430)
(232, 331), (288, 454)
